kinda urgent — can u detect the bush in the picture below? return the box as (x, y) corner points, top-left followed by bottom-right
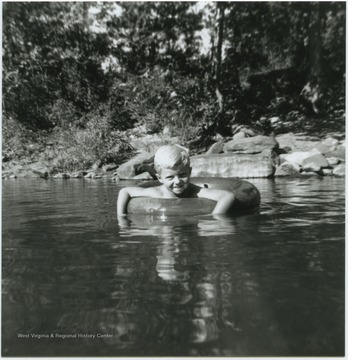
(50, 112), (134, 172)
(107, 69), (217, 142)
(2, 116), (46, 162)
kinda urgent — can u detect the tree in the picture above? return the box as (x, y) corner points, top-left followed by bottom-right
(300, 2), (324, 114)
(3, 2), (111, 129)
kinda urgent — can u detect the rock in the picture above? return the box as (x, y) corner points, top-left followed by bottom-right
(279, 146), (292, 154)
(282, 151), (312, 167)
(322, 137), (339, 147)
(302, 153), (329, 171)
(9, 174), (17, 179)
(275, 162), (301, 177)
(116, 152), (155, 179)
(270, 116), (280, 124)
(28, 162), (51, 177)
(90, 162), (101, 171)
(244, 128), (260, 137)
(333, 164), (345, 176)
(276, 133), (319, 152)
(232, 132), (246, 141)
(213, 133), (225, 142)
(302, 163), (321, 173)
(327, 157), (341, 167)
(206, 140), (224, 155)
(133, 172), (153, 180)
(2, 161), (18, 172)
(71, 172), (84, 178)
(322, 168), (333, 176)
(325, 146), (345, 161)
(134, 163), (156, 178)
(278, 155), (287, 165)
(311, 143), (333, 155)
(16, 170), (42, 178)
(84, 172), (96, 179)
(300, 171), (321, 177)
(190, 149), (277, 178)
(53, 173), (70, 179)
(224, 135), (279, 154)
(102, 164), (117, 172)
(32, 169), (49, 179)
(340, 140), (345, 147)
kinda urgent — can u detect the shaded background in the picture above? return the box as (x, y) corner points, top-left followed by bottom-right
(2, 2), (345, 171)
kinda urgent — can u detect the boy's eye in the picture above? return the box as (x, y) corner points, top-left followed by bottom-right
(179, 173), (187, 177)
(166, 176), (174, 180)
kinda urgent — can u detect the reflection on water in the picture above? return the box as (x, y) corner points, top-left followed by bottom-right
(2, 178), (345, 356)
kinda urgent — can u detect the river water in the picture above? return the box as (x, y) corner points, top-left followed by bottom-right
(2, 177), (345, 357)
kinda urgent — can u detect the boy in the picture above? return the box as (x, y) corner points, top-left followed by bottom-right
(117, 144), (235, 215)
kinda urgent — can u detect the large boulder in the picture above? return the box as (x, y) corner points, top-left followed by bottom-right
(190, 149), (277, 178)
(281, 151), (312, 167)
(276, 133), (318, 152)
(28, 161), (51, 178)
(135, 163), (156, 178)
(206, 140), (224, 155)
(3, 161), (52, 178)
(223, 135), (279, 154)
(302, 153), (329, 172)
(133, 171), (153, 180)
(116, 152), (155, 179)
(15, 169), (44, 178)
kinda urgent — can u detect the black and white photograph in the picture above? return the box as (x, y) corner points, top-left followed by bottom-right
(2, 1), (345, 358)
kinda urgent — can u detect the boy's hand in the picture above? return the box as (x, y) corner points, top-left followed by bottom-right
(198, 188), (235, 214)
(117, 186), (161, 215)
(117, 188), (131, 215)
(117, 215), (130, 229)
(212, 192), (235, 214)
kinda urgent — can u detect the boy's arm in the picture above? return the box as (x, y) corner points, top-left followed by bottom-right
(197, 188), (236, 214)
(117, 186), (159, 215)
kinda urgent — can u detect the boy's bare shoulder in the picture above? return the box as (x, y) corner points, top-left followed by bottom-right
(146, 185), (164, 197)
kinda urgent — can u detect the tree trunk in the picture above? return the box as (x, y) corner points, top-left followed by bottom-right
(211, 2), (226, 130)
(300, 2), (324, 114)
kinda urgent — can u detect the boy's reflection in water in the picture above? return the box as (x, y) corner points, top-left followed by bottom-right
(118, 213), (236, 344)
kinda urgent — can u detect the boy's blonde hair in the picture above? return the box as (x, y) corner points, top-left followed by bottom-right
(154, 144), (190, 173)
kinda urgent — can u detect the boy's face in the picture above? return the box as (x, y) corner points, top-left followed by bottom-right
(157, 163), (191, 196)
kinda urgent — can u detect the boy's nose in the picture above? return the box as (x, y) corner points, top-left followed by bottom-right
(173, 176), (181, 184)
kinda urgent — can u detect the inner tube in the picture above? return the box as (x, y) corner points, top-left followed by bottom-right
(127, 177), (261, 215)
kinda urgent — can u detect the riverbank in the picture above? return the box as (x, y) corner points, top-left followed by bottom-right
(2, 126), (345, 180)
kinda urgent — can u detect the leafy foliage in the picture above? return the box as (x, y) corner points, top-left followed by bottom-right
(50, 113), (134, 172)
(2, 2), (345, 169)
(3, 2), (111, 129)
